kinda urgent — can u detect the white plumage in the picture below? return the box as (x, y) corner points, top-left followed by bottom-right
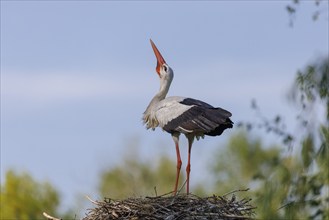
(145, 96), (193, 129)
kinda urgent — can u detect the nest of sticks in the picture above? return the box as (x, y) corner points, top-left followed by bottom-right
(83, 189), (256, 220)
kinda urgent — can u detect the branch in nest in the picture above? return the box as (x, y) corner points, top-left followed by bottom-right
(43, 212), (62, 220)
(85, 195), (100, 205)
(222, 188), (250, 197)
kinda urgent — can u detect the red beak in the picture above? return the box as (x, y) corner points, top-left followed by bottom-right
(150, 39), (166, 75)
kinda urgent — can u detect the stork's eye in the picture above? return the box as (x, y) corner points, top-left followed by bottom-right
(163, 65), (167, 72)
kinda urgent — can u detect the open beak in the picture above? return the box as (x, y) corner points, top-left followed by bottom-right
(150, 39), (166, 76)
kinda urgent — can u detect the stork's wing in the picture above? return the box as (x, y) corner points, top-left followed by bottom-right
(157, 97), (233, 136)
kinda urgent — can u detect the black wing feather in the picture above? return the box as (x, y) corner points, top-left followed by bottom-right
(163, 98), (233, 136)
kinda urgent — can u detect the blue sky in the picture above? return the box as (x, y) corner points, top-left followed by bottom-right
(1, 0), (328, 213)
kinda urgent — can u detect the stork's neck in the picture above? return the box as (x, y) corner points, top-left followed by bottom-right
(144, 67), (174, 118)
(143, 70), (173, 128)
(147, 77), (172, 110)
(156, 77), (172, 100)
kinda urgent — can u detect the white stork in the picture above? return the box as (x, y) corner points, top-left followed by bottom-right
(143, 39), (233, 195)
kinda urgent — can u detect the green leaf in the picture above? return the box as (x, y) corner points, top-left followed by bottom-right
(301, 135), (314, 168)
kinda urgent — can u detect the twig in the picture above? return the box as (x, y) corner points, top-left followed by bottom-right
(154, 186), (158, 197)
(222, 213), (254, 219)
(146, 190), (173, 199)
(177, 179), (187, 195)
(170, 179), (187, 205)
(43, 212), (62, 220)
(277, 198), (316, 210)
(223, 188), (250, 197)
(85, 195), (100, 205)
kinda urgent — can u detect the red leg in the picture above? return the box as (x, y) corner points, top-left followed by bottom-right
(186, 135), (194, 194)
(172, 134), (182, 195)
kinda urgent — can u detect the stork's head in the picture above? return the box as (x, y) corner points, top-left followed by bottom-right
(150, 39), (173, 82)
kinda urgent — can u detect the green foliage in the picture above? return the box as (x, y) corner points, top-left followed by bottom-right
(210, 130), (328, 219)
(99, 154), (184, 199)
(278, 57), (329, 219)
(212, 133), (281, 192)
(292, 56), (329, 119)
(0, 170), (60, 220)
(291, 57), (329, 218)
(227, 57), (329, 219)
(211, 133), (289, 219)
